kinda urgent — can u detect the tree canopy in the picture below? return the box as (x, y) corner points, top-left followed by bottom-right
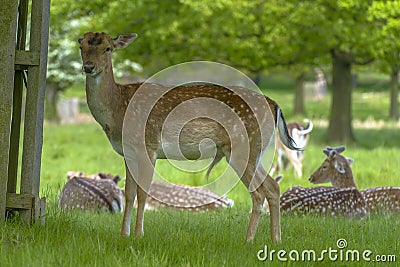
(48, 0), (400, 141)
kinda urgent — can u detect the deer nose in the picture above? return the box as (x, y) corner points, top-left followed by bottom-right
(83, 63), (95, 74)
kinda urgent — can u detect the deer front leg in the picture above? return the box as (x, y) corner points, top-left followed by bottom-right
(134, 152), (156, 237)
(135, 186), (149, 236)
(121, 160), (137, 236)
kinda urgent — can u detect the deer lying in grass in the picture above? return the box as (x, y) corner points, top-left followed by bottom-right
(279, 146), (368, 217)
(309, 146), (400, 214)
(66, 171), (121, 182)
(144, 181), (234, 211)
(78, 32), (300, 242)
(59, 172), (125, 212)
(273, 119), (313, 177)
(63, 171), (233, 212)
(360, 187), (400, 214)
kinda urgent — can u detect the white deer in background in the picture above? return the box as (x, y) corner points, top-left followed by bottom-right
(78, 32), (301, 242)
(273, 119), (313, 177)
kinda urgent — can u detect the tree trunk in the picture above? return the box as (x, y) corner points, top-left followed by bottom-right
(389, 70), (399, 120)
(327, 53), (355, 142)
(294, 73), (305, 114)
(45, 82), (60, 123)
(252, 72), (262, 86)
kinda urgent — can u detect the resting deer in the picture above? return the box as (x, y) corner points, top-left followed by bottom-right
(360, 187), (400, 214)
(59, 172), (125, 212)
(64, 171), (233, 212)
(144, 181), (234, 211)
(280, 146), (368, 217)
(309, 146), (400, 214)
(273, 119), (313, 177)
(66, 171), (121, 182)
(78, 32), (300, 242)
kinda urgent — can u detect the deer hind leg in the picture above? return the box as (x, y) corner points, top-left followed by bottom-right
(224, 146), (279, 242)
(121, 160), (138, 236)
(247, 188), (265, 242)
(261, 172), (281, 242)
(248, 165), (281, 243)
(275, 147), (284, 172)
(288, 150), (303, 177)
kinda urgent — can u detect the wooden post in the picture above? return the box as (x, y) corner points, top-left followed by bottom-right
(8, 0), (29, 194)
(20, 0), (50, 223)
(0, 0), (19, 221)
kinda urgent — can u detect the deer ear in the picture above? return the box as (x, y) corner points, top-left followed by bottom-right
(98, 173), (107, 179)
(113, 33), (138, 49)
(346, 157), (354, 165)
(113, 175), (121, 184)
(275, 175), (283, 184)
(334, 161), (346, 174)
(336, 146), (346, 154)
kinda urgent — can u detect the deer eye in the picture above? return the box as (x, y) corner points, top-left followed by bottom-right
(105, 47), (111, 52)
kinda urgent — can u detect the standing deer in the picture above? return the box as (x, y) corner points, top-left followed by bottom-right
(309, 146), (400, 214)
(273, 119), (313, 177)
(78, 32), (300, 242)
(279, 146), (368, 217)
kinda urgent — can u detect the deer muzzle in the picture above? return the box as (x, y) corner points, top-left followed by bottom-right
(83, 62), (95, 74)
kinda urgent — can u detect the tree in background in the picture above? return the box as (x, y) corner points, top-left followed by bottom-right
(369, 1), (400, 120)
(46, 1), (87, 121)
(46, 19), (83, 121)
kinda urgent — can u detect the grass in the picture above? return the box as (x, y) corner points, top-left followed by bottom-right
(1, 72), (400, 266)
(1, 208), (398, 266)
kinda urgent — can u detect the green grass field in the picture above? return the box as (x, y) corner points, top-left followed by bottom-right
(1, 73), (399, 266)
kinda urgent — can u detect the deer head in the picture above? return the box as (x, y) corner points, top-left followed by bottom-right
(309, 146), (356, 188)
(78, 32), (137, 76)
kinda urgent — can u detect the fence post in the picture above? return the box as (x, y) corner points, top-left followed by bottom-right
(20, 0), (50, 223)
(0, 0), (19, 221)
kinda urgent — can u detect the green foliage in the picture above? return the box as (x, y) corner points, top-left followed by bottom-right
(48, 0), (400, 86)
(368, 1), (400, 73)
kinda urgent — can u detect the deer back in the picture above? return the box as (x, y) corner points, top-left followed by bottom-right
(280, 186), (368, 218)
(140, 181), (234, 212)
(360, 186), (400, 214)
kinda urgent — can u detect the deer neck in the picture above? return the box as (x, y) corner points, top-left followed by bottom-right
(86, 63), (118, 119)
(332, 167), (357, 188)
(85, 64), (124, 154)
